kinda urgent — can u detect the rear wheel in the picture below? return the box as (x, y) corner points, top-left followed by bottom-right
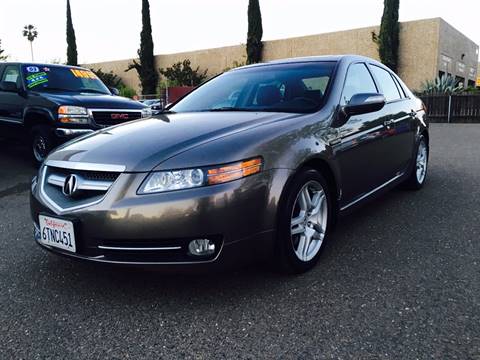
(30, 125), (54, 166)
(276, 168), (333, 274)
(403, 135), (428, 190)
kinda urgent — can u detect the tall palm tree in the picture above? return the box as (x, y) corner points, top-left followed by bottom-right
(23, 25), (38, 61)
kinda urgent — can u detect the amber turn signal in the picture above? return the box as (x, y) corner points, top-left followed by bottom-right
(207, 158), (262, 185)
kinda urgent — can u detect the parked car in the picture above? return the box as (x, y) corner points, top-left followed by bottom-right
(140, 99), (160, 106)
(0, 62), (150, 164)
(30, 55), (429, 273)
(149, 100), (165, 115)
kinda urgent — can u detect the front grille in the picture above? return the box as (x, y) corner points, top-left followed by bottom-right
(91, 110), (142, 127)
(40, 165), (121, 213)
(49, 167), (119, 182)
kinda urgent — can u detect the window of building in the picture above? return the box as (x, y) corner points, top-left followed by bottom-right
(455, 76), (465, 87)
(370, 65), (401, 102)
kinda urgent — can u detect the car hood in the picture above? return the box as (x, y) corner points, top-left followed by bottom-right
(38, 92), (145, 109)
(47, 111), (302, 172)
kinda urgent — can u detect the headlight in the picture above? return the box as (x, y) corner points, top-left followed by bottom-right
(138, 157), (263, 194)
(58, 106), (90, 124)
(141, 108), (152, 118)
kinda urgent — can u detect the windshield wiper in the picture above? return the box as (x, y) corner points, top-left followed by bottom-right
(205, 107), (257, 112)
(78, 88), (108, 94)
(36, 87), (76, 92)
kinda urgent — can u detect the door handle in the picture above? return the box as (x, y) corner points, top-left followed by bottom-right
(383, 119), (395, 127)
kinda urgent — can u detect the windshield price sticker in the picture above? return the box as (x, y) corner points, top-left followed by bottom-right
(71, 69), (97, 79)
(26, 72), (48, 88)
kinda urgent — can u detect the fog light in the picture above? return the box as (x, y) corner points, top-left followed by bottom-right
(188, 239), (215, 257)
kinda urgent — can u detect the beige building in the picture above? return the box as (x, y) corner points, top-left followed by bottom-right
(477, 63), (480, 87)
(86, 18), (479, 93)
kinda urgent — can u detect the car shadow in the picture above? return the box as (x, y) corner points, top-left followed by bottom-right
(0, 137), (36, 192)
(29, 178), (431, 305)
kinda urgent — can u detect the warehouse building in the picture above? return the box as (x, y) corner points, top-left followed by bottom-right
(87, 17), (479, 93)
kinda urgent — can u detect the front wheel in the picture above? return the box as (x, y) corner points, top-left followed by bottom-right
(276, 168), (333, 274)
(30, 125), (54, 166)
(403, 135), (429, 190)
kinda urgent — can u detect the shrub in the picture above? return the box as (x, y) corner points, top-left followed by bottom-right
(159, 59), (208, 87)
(119, 86), (137, 99)
(91, 68), (125, 89)
(420, 75), (464, 94)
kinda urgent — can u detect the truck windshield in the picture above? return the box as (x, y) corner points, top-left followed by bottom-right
(170, 61), (337, 114)
(22, 65), (110, 94)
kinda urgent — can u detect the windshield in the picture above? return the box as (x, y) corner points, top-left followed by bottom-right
(22, 65), (110, 94)
(170, 61), (336, 114)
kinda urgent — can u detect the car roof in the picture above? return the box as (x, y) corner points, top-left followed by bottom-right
(0, 62), (88, 70)
(231, 54), (386, 71)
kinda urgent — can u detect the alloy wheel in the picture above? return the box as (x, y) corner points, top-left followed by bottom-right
(416, 139), (428, 184)
(290, 180), (328, 262)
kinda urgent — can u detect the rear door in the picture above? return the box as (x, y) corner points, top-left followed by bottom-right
(334, 62), (395, 207)
(0, 64), (26, 137)
(368, 64), (415, 176)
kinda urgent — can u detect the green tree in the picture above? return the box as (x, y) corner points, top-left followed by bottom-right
(91, 68), (125, 88)
(0, 39), (7, 61)
(22, 24), (38, 61)
(126, 0), (158, 95)
(66, 0), (78, 66)
(376, 0), (400, 72)
(246, 0), (263, 64)
(159, 59), (208, 86)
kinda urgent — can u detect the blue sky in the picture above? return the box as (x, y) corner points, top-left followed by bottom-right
(1, 0), (479, 64)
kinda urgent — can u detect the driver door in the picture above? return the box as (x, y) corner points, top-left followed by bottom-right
(333, 62), (393, 208)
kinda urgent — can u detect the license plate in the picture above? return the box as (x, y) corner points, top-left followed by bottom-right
(39, 215), (76, 253)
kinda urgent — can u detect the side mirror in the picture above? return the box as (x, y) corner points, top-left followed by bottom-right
(109, 87), (120, 96)
(0, 81), (20, 93)
(344, 93), (386, 117)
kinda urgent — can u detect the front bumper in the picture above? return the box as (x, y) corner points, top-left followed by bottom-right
(30, 168), (292, 267)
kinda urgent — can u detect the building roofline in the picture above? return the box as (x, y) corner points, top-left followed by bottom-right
(84, 17), (457, 66)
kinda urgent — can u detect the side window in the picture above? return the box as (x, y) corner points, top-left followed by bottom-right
(370, 65), (401, 102)
(1, 66), (20, 84)
(392, 75), (407, 98)
(341, 63), (377, 105)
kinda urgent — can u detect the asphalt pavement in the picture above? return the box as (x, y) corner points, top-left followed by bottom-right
(0, 124), (479, 359)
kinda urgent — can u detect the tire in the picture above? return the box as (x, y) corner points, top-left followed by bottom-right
(402, 135), (429, 190)
(30, 125), (54, 166)
(276, 168), (334, 274)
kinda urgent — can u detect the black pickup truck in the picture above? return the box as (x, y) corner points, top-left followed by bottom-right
(0, 62), (149, 164)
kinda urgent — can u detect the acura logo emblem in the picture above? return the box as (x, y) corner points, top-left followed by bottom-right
(63, 174), (78, 197)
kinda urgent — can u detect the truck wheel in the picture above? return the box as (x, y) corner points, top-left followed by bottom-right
(30, 126), (54, 165)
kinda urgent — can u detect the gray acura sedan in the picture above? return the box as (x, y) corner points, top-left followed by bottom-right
(30, 55), (428, 273)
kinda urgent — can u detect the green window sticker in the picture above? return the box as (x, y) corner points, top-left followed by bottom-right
(26, 72), (48, 88)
